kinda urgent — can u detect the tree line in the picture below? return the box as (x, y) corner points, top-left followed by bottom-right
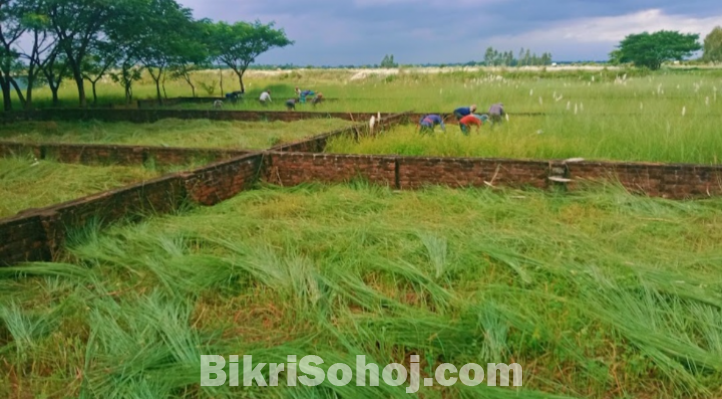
(0, 0), (293, 111)
(484, 47), (553, 67)
(609, 27), (722, 70)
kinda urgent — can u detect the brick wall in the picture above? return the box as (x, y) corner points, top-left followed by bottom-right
(264, 153), (398, 187)
(567, 161), (722, 199)
(0, 214), (51, 266)
(182, 154), (263, 205)
(271, 112), (411, 153)
(0, 153), (262, 266)
(0, 141), (249, 167)
(0, 109), (406, 125)
(397, 157), (551, 189)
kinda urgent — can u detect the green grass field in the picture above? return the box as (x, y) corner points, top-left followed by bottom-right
(0, 157), (160, 218)
(3, 68), (722, 399)
(326, 115), (722, 164)
(2, 183), (722, 398)
(0, 118), (352, 150)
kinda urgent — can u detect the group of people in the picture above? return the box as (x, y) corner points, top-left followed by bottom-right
(418, 103), (505, 135)
(257, 88), (324, 110)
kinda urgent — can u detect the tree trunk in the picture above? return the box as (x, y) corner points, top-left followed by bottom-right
(9, 78), (27, 109)
(233, 69), (245, 93)
(51, 85), (60, 106)
(0, 78), (12, 111)
(72, 68), (87, 108)
(91, 81), (98, 105)
(162, 77), (168, 99)
(24, 74), (34, 110)
(219, 69), (224, 96)
(154, 79), (162, 105)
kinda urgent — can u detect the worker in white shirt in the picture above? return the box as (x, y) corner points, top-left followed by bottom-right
(259, 90), (272, 106)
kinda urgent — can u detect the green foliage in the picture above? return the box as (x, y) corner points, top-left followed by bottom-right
(380, 54), (397, 68)
(484, 47), (552, 67)
(703, 26), (722, 64)
(205, 20), (293, 91)
(616, 30), (702, 70)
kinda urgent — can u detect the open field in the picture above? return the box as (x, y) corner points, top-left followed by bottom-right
(326, 115), (722, 164)
(1, 183), (722, 398)
(0, 157), (160, 218)
(0, 119), (352, 150)
(10, 67), (722, 163)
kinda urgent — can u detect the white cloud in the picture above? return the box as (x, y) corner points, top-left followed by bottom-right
(486, 9), (721, 46)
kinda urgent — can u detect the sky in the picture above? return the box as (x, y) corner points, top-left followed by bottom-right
(178, 0), (722, 65)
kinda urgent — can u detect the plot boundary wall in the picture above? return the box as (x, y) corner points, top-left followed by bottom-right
(2, 110), (722, 266)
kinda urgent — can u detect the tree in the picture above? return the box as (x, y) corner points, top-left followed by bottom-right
(484, 47), (494, 66)
(45, 0), (135, 107)
(703, 26), (722, 64)
(0, 0), (25, 111)
(39, 47), (69, 106)
(616, 30), (701, 70)
(380, 54), (397, 68)
(169, 19), (210, 98)
(208, 20), (292, 93)
(81, 42), (118, 105)
(13, 4), (55, 110)
(134, 0), (195, 104)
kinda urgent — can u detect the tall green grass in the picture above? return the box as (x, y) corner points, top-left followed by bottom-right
(2, 183), (722, 398)
(0, 118), (353, 150)
(326, 114), (722, 164)
(0, 157), (160, 218)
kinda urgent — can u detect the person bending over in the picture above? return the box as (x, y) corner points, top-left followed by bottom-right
(488, 103), (505, 123)
(453, 104), (477, 120)
(259, 90), (272, 105)
(418, 114), (446, 134)
(458, 114), (485, 135)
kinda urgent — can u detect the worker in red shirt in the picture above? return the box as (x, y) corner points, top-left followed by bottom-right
(458, 114), (487, 135)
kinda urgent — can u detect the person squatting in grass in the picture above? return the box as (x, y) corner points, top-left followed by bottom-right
(488, 103), (505, 123)
(311, 92), (324, 106)
(418, 114), (446, 134)
(453, 104), (477, 120)
(259, 90), (272, 106)
(458, 114), (488, 135)
(286, 98), (297, 111)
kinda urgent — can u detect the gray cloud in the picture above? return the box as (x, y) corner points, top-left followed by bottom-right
(179, 0), (722, 64)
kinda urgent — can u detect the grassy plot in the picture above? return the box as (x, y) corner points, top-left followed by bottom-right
(0, 157), (161, 218)
(0, 118), (353, 150)
(326, 113), (722, 164)
(2, 183), (722, 398)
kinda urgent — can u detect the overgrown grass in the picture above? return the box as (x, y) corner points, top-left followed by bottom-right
(2, 183), (722, 398)
(0, 157), (162, 218)
(326, 114), (722, 164)
(0, 118), (353, 150)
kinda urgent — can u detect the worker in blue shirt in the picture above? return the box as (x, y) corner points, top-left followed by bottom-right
(453, 104), (477, 120)
(418, 114), (446, 134)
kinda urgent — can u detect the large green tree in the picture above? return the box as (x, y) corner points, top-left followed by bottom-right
(133, 0), (196, 104)
(615, 30), (701, 70)
(207, 20), (292, 92)
(45, 0), (138, 107)
(0, 0), (24, 111)
(703, 26), (722, 64)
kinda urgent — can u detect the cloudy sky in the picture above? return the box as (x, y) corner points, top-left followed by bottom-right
(178, 0), (722, 65)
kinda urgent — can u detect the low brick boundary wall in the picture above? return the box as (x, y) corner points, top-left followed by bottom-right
(0, 153), (263, 266)
(0, 141), (250, 167)
(136, 97), (341, 108)
(0, 109), (408, 125)
(263, 152), (722, 198)
(270, 111), (411, 153)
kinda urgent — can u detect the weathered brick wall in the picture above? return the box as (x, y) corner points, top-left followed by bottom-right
(0, 215), (51, 266)
(0, 153), (262, 266)
(0, 109), (405, 125)
(264, 153), (398, 187)
(0, 141), (249, 167)
(397, 157), (551, 189)
(271, 112), (411, 153)
(567, 161), (722, 199)
(182, 154), (263, 205)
